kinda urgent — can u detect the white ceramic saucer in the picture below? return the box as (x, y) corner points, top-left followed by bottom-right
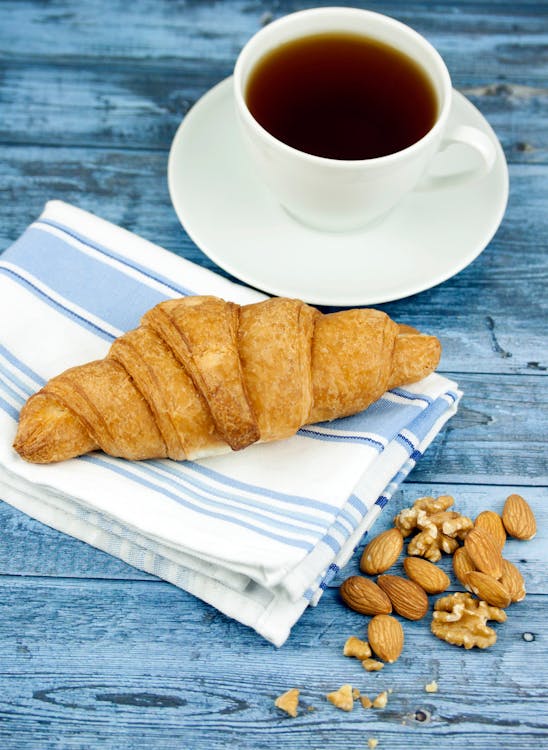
(168, 77), (508, 306)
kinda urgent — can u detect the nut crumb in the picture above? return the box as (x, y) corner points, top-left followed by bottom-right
(274, 688), (300, 717)
(362, 658), (384, 672)
(425, 680), (438, 693)
(352, 687), (361, 699)
(372, 690), (389, 709)
(368, 739), (379, 749)
(360, 695), (373, 709)
(326, 684), (354, 711)
(344, 635), (372, 660)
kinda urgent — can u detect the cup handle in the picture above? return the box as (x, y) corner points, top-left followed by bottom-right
(416, 125), (498, 191)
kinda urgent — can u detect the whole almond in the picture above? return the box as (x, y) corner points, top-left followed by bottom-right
(339, 576), (392, 615)
(368, 614), (404, 663)
(502, 494), (537, 540)
(403, 557), (450, 594)
(360, 528), (403, 575)
(377, 574), (429, 620)
(464, 526), (503, 579)
(499, 558), (526, 602)
(465, 571), (512, 608)
(452, 546), (476, 590)
(474, 510), (507, 550)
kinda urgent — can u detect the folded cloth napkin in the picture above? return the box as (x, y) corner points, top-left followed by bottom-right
(0, 201), (461, 646)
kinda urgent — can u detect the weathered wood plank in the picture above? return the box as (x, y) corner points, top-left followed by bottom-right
(0, 0), (546, 82)
(0, 61), (545, 163)
(0, 576), (545, 749)
(0, 143), (546, 375)
(0, 1), (545, 748)
(410, 374), (547, 485)
(0, 483), (544, 590)
(0, 0), (545, 163)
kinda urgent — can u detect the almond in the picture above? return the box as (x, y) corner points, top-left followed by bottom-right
(499, 558), (526, 602)
(502, 494), (537, 540)
(339, 576), (392, 615)
(403, 556), (450, 594)
(465, 571), (512, 608)
(367, 614), (404, 663)
(360, 528), (403, 575)
(452, 546), (476, 589)
(464, 526), (503, 579)
(474, 510), (506, 550)
(377, 574), (429, 620)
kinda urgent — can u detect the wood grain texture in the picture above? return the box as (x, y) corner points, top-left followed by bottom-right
(0, 0), (546, 747)
(0, 583), (545, 750)
(0, 147), (547, 375)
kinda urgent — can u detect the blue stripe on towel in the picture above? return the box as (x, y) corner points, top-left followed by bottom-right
(0, 395), (18, 421)
(390, 387), (433, 405)
(407, 394), (458, 443)
(314, 396), (422, 435)
(396, 432), (417, 453)
(348, 494), (367, 515)
(299, 428), (385, 450)
(36, 218), (194, 298)
(5, 227), (170, 332)
(180, 460), (341, 515)
(80, 455), (314, 551)
(0, 264), (115, 342)
(130, 460), (331, 533)
(0, 344), (45, 386)
(0, 369), (26, 406)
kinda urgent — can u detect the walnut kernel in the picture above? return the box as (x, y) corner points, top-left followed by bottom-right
(343, 636), (372, 660)
(362, 658), (384, 672)
(431, 592), (507, 649)
(395, 496), (472, 562)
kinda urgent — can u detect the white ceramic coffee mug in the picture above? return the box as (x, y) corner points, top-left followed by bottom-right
(234, 7), (496, 232)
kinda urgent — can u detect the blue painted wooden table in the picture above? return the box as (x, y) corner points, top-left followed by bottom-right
(0, 1), (546, 748)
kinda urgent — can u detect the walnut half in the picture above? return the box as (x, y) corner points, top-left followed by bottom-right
(431, 592), (507, 649)
(394, 496), (473, 562)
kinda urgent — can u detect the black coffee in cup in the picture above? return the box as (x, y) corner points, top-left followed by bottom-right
(245, 32), (438, 160)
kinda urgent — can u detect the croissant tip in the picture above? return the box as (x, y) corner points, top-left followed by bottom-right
(13, 431), (50, 463)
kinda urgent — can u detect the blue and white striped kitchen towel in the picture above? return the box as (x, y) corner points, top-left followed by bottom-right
(0, 201), (461, 646)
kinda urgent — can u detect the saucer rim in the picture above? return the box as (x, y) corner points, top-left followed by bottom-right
(168, 76), (509, 306)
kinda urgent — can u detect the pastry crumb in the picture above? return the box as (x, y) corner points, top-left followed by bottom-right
(425, 680), (438, 693)
(360, 695), (373, 709)
(368, 739), (379, 749)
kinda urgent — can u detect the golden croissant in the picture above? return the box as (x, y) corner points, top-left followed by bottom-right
(13, 296), (440, 464)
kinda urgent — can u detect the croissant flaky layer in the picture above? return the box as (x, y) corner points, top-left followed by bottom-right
(13, 296), (441, 463)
